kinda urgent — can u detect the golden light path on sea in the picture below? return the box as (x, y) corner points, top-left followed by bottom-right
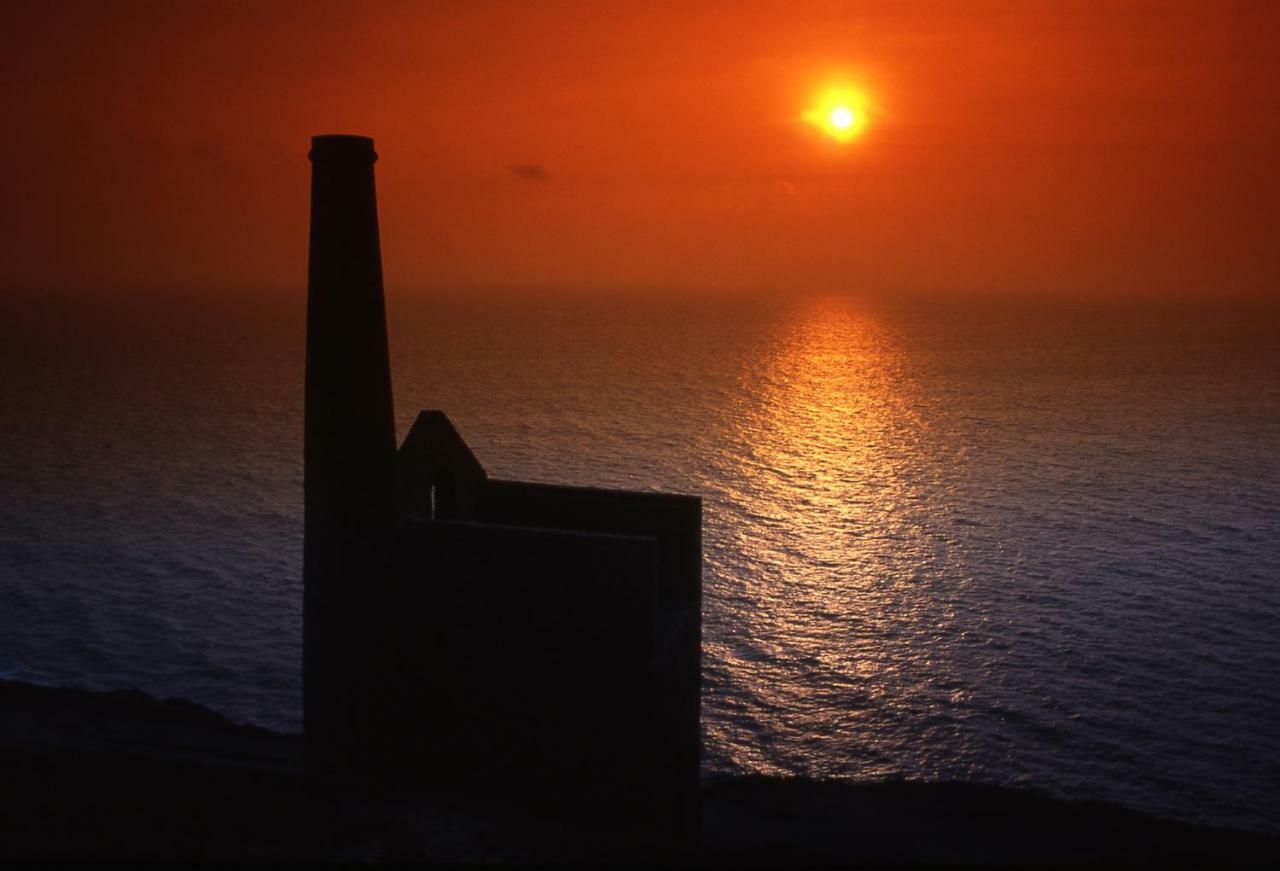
(703, 297), (974, 777)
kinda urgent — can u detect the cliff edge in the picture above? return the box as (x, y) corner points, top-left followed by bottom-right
(1, 680), (1274, 863)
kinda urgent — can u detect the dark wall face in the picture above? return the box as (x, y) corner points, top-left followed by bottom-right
(482, 480), (702, 816)
(376, 521), (661, 823)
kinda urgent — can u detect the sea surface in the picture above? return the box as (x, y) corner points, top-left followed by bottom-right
(2, 289), (1278, 834)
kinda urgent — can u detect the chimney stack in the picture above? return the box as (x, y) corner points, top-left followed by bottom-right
(303, 134), (397, 779)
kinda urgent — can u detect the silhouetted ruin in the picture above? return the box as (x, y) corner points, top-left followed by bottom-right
(303, 135), (702, 847)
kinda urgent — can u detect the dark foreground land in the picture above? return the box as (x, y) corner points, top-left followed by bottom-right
(1, 679), (1274, 864)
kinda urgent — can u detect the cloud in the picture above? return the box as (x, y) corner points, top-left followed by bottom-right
(510, 163), (550, 182)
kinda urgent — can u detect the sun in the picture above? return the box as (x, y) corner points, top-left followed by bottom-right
(803, 88), (871, 142)
(829, 106), (855, 130)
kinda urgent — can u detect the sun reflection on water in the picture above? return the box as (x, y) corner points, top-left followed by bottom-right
(702, 296), (974, 778)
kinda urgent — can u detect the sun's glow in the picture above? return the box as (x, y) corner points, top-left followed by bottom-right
(803, 87), (871, 142)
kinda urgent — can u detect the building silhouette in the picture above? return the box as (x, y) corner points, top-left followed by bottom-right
(303, 134), (701, 846)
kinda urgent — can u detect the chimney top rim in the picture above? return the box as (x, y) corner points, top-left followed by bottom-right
(309, 134), (377, 163)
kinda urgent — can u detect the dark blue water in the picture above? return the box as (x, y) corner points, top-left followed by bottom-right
(2, 290), (1277, 834)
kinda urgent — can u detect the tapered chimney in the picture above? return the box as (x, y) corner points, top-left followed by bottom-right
(303, 134), (397, 778)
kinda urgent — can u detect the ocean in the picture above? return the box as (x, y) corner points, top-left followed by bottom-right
(1, 289), (1277, 834)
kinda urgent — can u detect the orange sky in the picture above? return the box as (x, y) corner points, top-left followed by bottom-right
(2, 0), (1276, 298)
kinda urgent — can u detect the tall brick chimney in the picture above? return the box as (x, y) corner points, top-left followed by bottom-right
(303, 134), (397, 779)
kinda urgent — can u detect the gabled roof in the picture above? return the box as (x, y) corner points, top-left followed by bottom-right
(396, 410), (487, 518)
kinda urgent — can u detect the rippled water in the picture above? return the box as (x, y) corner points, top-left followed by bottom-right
(1, 290), (1277, 834)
